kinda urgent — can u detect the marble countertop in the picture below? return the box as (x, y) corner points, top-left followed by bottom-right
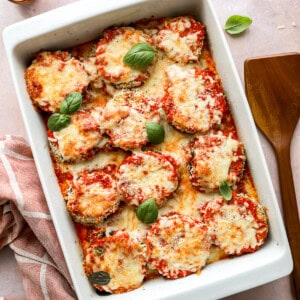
(0, 0), (299, 299)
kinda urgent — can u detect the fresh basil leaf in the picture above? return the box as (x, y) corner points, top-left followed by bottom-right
(146, 122), (165, 144)
(136, 197), (158, 224)
(219, 180), (232, 201)
(60, 92), (82, 114)
(88, 271), (110, 286)
(123, 42), (155, 68)
(93, 248), (103, 256)
(47, 113), (71, 131)
(225, 15), (252, 35)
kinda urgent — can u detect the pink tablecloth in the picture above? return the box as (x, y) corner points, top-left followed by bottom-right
(0, 135), (76, 300)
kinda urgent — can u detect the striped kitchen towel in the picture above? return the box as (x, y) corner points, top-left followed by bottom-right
(0, 135), (76, 300)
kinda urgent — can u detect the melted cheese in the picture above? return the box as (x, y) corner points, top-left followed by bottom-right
(25, 51), (89, 112)
(84, 231), (146, 293)
(147, 214), (210, 278)
(100, 90), (160, 150)
(158, 30), (199, 61)
(52, 112), (104, 162)
(96, 28), (152, 86)
(67, 169), (120, 225)
(195, 135), (239, 184)
(117, 152), (178, 207)
(165, 64), (223, 133)
(156, 16), (204, 63)
(62, 150), (127, 176)
(201, 197), (267, 255)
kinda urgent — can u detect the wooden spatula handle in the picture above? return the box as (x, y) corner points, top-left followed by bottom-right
(276, 145), (300, 299)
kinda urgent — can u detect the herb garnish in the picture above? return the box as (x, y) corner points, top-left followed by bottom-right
(225, 15), (252, 35)
(146, 122), (165, 144)
(136, 197), (158, 224)
(123, 42), (155, 68)
(47, 92), (82, 131)
(88, 271), (110, 286)
(219, 180), (232, 201)
(59, 92), (82, 114)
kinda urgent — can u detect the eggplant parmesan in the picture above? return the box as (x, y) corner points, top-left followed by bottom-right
(156, 16), (206, 63)
(84, 230), (147, 293)
(187, 132), (246, 192)
(48, 111), (106, 162)
(117, 151), (179, 207)
(25, 51), (89, 112)
(199, 195), (268, 255)
(163, 64), (227, 133)
(99, 90), (160, 151)
(96, 27), (154, 88)
(66, 165), (121, 226)
(146, 212), (210, 278)
(24, 15), (268, 295)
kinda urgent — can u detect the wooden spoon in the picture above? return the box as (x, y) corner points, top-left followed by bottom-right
(244, 53), (300, 299)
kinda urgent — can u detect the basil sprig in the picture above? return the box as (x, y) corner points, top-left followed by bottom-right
(60, 92), (82, 114)
(219, 180), (232, 201)
(47, 92), (82, 131)
(123, 42), (155, 68)
(136, 197), (158, 224)
(47, 113), (71, 132)
(88, 271), (110, 286)
(225, 15), (252, 35)
(146, 122), (165, 145)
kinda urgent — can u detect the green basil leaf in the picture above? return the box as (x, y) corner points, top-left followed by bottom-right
(224, 15), (252, 35)
(219, 180), (232, 201)
(146, 122), (165, 144)
(123, 42), (155, 68)
(88, 271), (110, 286)
(93, 248), (103, 256)
(47, 113), (71, 131)
(136, 197), (158, 224)
(60, 92), (82, 114)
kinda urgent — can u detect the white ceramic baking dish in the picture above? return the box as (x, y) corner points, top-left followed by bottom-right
(3, 0), (293, 299)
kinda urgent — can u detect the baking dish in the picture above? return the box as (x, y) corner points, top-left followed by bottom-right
(2, 0), (293, 299)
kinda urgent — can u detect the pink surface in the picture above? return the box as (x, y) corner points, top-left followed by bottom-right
(0, 0), (299, 299)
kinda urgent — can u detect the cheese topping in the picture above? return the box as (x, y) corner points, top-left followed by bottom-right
(25, 51), (89, 112)
(67, 165), (120, 225)
(163, 64), (226, 133)
(117, 151), (179, 207)
(100, 90), (160, 150)
(84, 231), (147, 293)
(146, 213), (210, 278)
(50, 112), (105, 162)
(96, 27), (154, 87)
(156, 16), (205, 63)
(199, 196), (268, 255)
(188, 132), (246, 192)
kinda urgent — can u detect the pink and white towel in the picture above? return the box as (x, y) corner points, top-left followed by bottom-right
(0, 135), (76, 300)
